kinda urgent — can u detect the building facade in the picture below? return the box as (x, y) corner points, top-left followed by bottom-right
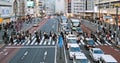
(66, 0), (94, 18)
(55, 0), (65, 14)
(95, 0), (120, 24)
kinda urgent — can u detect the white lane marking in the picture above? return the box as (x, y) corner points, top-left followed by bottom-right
(97, 40), (102, 45)
(32, 35), (35, 40)
(39, 36), (44, 45)
(52, 41), (55, 45)
(24, 51), (28, 56)
(95, 42), (99, 45)
(44, 51), (47, 60)
(6, 46), (55, 48)
(30, 38), (36, 45)
(43, 40), (47, 45)
(26, 40), (30, 45)
(80, 40), (85, 45)
(63, 39), (68, 63)
(4, 52), (8, 55)
(14, 42), (17, 45)
(48, 37), (52, 45)
(105, 41), (112, 45)
(54, 38), (57, 63)
(22, 40), (27, 45)
(35, 42), (38, 45)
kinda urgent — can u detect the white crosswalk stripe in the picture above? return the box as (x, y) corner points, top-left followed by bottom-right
(39, 36), (44, 45)
(80, 40), (85, 45)
(97, 40), (102, 45)
(52, 41), (55, 45)
(48, 37), (52, 45)
(8, 36), (57, 46)
(105, 41), (112, 46)
(30, 38), (36, 45)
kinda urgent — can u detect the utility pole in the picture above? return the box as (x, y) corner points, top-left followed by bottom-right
(114, 4), (120, 45)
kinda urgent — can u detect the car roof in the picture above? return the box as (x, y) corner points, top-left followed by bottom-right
(71, 19), (80, 22)
(101, 55), (118, 62)
(70, 44), (79, 47)
(75, 53), (87, 59)
(85, 38), (93, 40)
(92, 48), (102, 51)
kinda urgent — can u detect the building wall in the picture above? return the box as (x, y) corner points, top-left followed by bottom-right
(71, 0), (85, 14)
(55, 0), (65, 14)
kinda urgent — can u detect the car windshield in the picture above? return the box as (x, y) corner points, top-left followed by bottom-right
(73, 22), (80, 27)
(75, 59), (88, 63)
(77, 28), (82, 31)
(61, 17), (67, 23)
(70, 47), (80, 52)
(68, 39), (77, 43)
(88, 40), (94, 45)
(94, 50), (103, 54)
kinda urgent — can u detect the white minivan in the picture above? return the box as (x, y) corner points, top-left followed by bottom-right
(100, 55), (118, 63)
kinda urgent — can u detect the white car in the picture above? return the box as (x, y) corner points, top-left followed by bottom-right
(66, 35), (77, 49)
(100, 55), (118, 63)
(69, 44), (81, 59)
(89, 48), (104, 62)
(73, 53), (90, 63)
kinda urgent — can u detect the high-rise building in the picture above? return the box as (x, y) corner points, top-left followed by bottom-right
(55, 0), (65, 14)
(66, 0), (94, 18)
(37, 0), (55, 15)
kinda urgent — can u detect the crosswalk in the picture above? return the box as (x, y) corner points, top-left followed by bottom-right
(8, 36), (56, 46)
(80, 39), (112, 46)
(80, 36), (112, 46)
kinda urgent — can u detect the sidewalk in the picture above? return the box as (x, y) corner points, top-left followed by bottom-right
(0, 18), (41, 47)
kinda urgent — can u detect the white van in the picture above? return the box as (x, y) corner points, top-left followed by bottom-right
(100, 55), (118, 63)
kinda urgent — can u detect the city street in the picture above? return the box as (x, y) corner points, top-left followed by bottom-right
(81, 19), (120, 63)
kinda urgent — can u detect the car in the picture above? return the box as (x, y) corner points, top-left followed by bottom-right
(66, 36), (77, 49)
(84, 38), (95, 50)
(70, 19), (81, 31)
(73, 53), (90, 63)
(33, 21), (38, 27)
(100, 55), (118, 63)
(89, 48), (104, 62)
(68, 44), (81, 59)
(76, 27), (83, 34)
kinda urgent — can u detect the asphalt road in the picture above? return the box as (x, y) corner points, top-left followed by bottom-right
(81, 19), (120, 63)
(9, 47), (55, 63)
(7, 17), (59, 63)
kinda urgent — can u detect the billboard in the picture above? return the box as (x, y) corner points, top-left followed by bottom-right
(27, 1), (34, 7)
(0, 7), (11, 17)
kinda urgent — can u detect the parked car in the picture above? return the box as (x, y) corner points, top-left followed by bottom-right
(73, 53), (90, 63)
(69, 44), (81, 59)
(100, 55), (118, 63)
(84, 38), (95, 50)
(89, 48), (104, 62)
